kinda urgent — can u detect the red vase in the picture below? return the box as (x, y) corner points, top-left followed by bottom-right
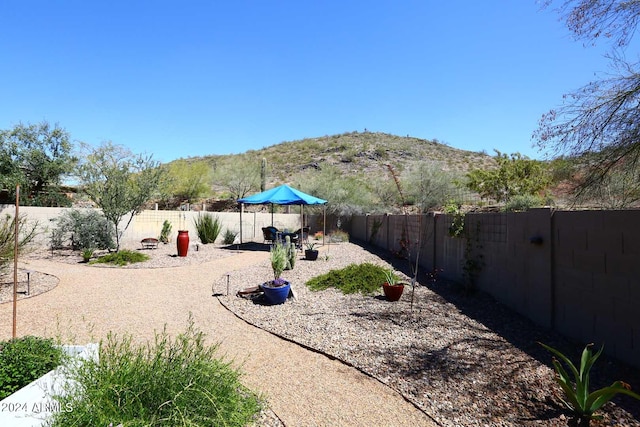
(382, 283), (404, 301)
(177, 230), (189, 257)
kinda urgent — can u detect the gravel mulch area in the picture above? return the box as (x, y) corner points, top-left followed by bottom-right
(216, 242), (640, 427)
(7, 240), (640, 426)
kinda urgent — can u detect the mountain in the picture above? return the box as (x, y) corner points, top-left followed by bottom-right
(184, 131), (497, 186)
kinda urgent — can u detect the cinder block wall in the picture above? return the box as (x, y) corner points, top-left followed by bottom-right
(344, 208), (640, 369)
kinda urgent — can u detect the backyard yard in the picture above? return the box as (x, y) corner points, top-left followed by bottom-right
(3, 239), (640, 426)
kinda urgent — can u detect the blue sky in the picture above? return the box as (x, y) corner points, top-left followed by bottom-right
(0, 1), (614, 163)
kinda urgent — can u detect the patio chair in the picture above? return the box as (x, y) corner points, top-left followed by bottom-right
(262, 226), (279, 244)
(294, 227), (310, 247)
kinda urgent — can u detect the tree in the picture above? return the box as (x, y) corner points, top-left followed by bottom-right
(465, 151), (551, 203)
(0, 121), (76, 206)
(214, 155), (261, 200)
(0, 214), (38, 272)
(161, 159), (212, 203)
(402, 162), (463, 212)
(536, 1), (640, 202)
(77, 142), (163, 251)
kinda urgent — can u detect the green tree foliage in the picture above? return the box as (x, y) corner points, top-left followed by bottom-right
(77, 142), (163, 251)
(161, 159), (212, 202)
(402, 162), (463, 211)
(214, 154), (261, 200)
(0, 121), (76, 206)
(465, 151), (551, 203)
(537, 1), (640, 204)
(296, 165), (376, 215)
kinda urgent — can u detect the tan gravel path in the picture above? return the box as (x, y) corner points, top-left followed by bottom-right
(0, 252), (437, 427)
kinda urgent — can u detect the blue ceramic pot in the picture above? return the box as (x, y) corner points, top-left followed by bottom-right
(260, 280), (291, 305)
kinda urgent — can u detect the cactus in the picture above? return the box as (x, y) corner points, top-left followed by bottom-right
(285, 235), (296, 270)
(260, 158), (267, 192)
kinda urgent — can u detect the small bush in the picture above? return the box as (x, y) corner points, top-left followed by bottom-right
(159, 219), (172, 243)
(222, 228), (238, 245)
(194, 213), (222, 244)
(90, 250), (149, 266)
(48, 319), (262, 427)
(504, 194), (544, 212)
(51, 209), (115, 251)
(306, 262), (388, 295)
(0, 336), (65, 399)
(328, 230), (349, 243)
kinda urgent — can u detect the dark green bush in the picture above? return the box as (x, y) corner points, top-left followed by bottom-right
(306, 262), (389, 295)
(0, 336), (65, 399)
(222, 228), (238, 245)
(194, 213), (222, 244)
(49, 319), (262, 427)
(90, 249), (149, 266)
(51, 209), (115, 251)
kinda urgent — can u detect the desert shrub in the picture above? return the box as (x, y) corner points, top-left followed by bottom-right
(306, 262), (388, 295)
(328, 230), (349, 243)
(90, 249), (149, 266)
(159, 219), (172, 243)
(503, 194), (544, 212)
(194, 213), (222, 244)
(48, 319), (262, 427)
(0, 213), (38, 271)
(51, 209), (115, 251)
(0, 336), (65, 399)
(222, 228), (238, 244)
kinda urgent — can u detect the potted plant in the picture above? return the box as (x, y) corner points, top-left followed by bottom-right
(382, 269), (404, 301)
(304, 242), (319, 261)
(260, 242), (291, 304)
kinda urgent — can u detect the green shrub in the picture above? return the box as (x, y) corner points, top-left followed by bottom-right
(49, 320), (262, 427)
(194, 213), (222, 244)
(51, 209), (115, 251)
(222, 228), (238, 245)
(0, 213), (38, 272)
(159, 219), (172, 243)
(306, 262), (388, 295)
(0, 336), (65, 399)
(90, 249), (149, 266)
(503, 194), (544, 212)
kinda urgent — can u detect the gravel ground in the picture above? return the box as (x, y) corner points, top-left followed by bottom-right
(6, 240), (640, 426)
(216, 242), (640, 427)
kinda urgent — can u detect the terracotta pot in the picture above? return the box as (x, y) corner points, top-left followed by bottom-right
(382, 282), (404, 301)
(177, 230), (189, 257)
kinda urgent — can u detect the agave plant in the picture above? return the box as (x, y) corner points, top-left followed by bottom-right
(539, 342), (640, 425)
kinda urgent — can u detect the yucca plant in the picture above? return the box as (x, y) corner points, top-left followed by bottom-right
(539, 342), (640, 425)
(193, 213), (222, 244)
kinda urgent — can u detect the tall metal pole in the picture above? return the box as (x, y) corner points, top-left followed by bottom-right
(12, 185), (19, 338)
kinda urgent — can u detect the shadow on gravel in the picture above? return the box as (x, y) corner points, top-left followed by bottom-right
(220, 242), (270, 252)
(353, 239), (640, 424)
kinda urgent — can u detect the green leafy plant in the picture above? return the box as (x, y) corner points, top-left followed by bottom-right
(81, 248), (94, 262)
(304, 242), (318, 251)
(539, 342), (640, 424)
(90, 249), (149, 266)
(270, 242), (287, 282)
(443, 199), (465, 237)
(159, 219), (172, 243)
(222, 228), (238, 245)
(48, 319), (262, 427)
(0, 336), (65, 399)
(306, 263), (389, 295)
(193, 213), (222, 244)
(382, 269), (399, 286)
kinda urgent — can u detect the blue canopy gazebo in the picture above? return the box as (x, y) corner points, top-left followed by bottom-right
(237, 184), (327, 244)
